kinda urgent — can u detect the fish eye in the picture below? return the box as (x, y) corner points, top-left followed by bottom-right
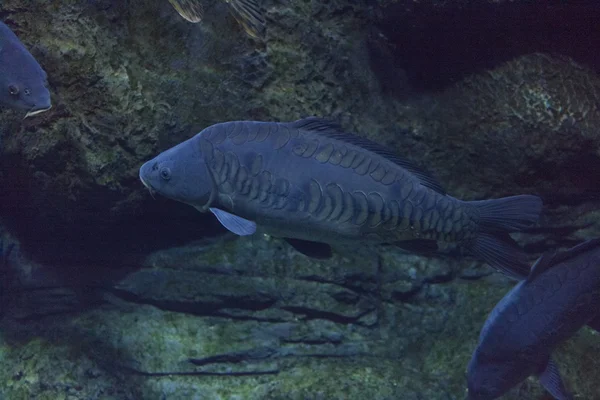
(159, 167), (171, 181)
(8, 85), (19, 96)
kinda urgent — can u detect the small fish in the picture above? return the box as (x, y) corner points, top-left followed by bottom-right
(139, 117), (542, 279)
(467, 239), (600, 400)
(167, 0), (266, 40)
(0, 22), (51, 117)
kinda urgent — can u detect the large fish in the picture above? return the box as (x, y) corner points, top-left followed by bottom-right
(467, 238), (600, 400)
(167, 0), (266, 40)
(139, 117), (542, 279)
(0, 22), (51, 117)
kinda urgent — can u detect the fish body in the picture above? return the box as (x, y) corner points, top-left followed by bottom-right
(467, 238), (600, 400)
(139, 117), (542, 278)
(167, 0), (266, 40)
(0, 22), (51, 116)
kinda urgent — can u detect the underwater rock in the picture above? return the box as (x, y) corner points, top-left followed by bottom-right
(0, 235), (500, 398)
(409, 53), (600, 200)
(112, 236), (382, 325)
(372, 1), (600, 91)
(1, 235), (598, 399)
(445, 53), (600, 135)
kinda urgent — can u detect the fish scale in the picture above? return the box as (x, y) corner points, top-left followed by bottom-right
(140, 117), (542, 279)
(467, 239), (600, 400)
(327, 184), (344, 222)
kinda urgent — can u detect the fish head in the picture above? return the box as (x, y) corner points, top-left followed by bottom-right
(139, 137), (213, 208)
(0, 40), (51, 115)
(466, 351), (518, 400)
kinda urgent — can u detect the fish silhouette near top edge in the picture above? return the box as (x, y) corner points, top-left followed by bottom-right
(167, 0), (266, 40)
(0, 22), (51, 117)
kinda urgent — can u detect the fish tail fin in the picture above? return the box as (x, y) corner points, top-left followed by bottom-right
(466, 195), (543, 280)
(227, 0), (267, 40)
(471, 194), (543, 231)
(168, 0), (205, 23)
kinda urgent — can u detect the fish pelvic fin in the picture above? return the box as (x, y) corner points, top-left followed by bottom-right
(284, 238), (332, 259)
(465, 195), (543, 280)
(538, 357), (574, 400)
(226, 0), (267, 40)
(168, 0), (205, 23)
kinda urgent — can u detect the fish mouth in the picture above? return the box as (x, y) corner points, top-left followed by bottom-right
(139, 175), (157, 199)
(24, 104), (52, 119)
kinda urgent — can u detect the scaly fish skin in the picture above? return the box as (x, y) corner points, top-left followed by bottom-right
(140, 118), (542, 278)
(467, 239), (600, 400)
(198, 120), (474, 244)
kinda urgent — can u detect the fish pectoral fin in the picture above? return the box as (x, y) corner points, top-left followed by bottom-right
(168, 0), (204, 23)
(538, 357), (573, 400)
(284, 238), (332, 259)
(227, 0), (267, 40)
(209, 208), (256, 236)
(393, 239), (438, 254)
(587, 314), (600, 333)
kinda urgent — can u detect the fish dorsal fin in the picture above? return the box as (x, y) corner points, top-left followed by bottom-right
(527, 251), (558, 282)
(527, 238), (600, 282)
(288, 117), (446, 194)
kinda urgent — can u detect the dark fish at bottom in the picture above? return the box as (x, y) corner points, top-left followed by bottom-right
(139, 117), (542, 279)
(467, 238), (600, 400)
